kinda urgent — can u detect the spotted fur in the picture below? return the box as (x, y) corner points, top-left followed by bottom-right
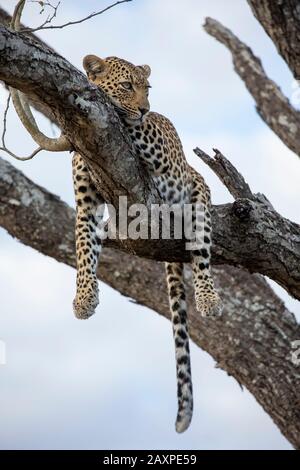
(72, 55), (222, 433)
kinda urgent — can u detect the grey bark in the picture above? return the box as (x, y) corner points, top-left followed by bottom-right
(247, 0), (300, 79)
(0, 24), (299, 301)
(203, 17), (300, 159)
(194, 147), (254, 200)
(0, 156), (300, 449)
(0, 5), (58, 123)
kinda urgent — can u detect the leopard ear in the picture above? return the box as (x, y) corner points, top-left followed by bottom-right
(83, 55), (106, 76)
(137, 64), (151, 78)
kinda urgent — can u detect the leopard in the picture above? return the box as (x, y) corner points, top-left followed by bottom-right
(72, 55), (223, 433)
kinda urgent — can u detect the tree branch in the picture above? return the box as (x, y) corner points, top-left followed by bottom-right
(194, 147), (253, 200)
(0, 24), (300, 300)
(247, 0), (300, 79)
(0, 156), (299, 449)
(203, 17), (300, 159)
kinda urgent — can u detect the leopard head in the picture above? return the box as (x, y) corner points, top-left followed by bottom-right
(83, 55), (151, 123)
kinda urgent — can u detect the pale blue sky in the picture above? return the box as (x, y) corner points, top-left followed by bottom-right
(0, 0), (299, 450)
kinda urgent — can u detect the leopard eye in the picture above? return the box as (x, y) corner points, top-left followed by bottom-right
(121, 81), (133, 90)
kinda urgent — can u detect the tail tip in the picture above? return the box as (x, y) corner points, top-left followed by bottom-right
(175, 412), (192, 433)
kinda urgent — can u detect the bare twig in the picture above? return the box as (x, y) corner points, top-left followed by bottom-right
(21, 0), (133, 33)
(29, 0), (60, 30)
(0, 145), (42, 161)
(194, 147), (253, 199)
(1, 93), (10, 146)
(0, 93), (42, 161)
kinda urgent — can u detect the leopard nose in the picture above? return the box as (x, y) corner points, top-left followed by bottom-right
(139, 107), (149, 116)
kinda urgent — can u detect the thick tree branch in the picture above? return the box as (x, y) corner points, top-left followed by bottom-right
(0, 156), (299, 449)
(247, 0), (300, 79)
(0, 24), (300, 300)
(203, 17), (300, 159)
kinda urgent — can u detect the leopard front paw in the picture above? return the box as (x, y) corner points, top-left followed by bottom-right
(196, 293), (223, 317)
(73, 286), (99, 320)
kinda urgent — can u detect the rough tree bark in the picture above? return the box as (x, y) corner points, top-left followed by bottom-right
(0, 5), (300, 449)
(247, 0), (300, 79)
(0, 157), (300, 449)
(0, 24), (299, 300)
(0, 5), (58, 123)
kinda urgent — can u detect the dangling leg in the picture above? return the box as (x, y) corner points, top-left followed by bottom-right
(190, 171), (222, 317)
(72, 152), (104, 319)
(165, 262), (193, 433)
